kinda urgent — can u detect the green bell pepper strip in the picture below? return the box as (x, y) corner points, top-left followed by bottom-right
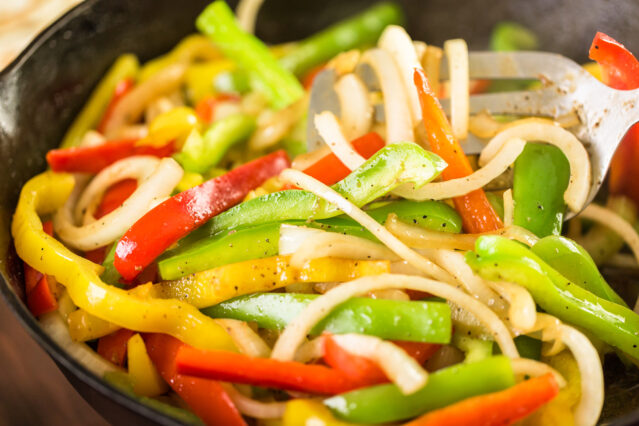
(532, 235), (627, 306)
(100, 242), (123, 287)
(452, 334), (494, 363)
(202, 292), (451, 343)
(104, 371), (204, 425)
(513, 144), (570, 237)
(490, 22), (539, 52)
(194, 142), (447, 237)
(60, 54), (139, 148)
(213, 70), (251, 95)
(323, 355), (514, 423)
(159, 199), (461, 279)
(196, 1), (304, 109)
(485, 192), (505, 221)
(466, 235), (639, 358)
(494, 335), (541, 360)
(173, 114), (256, 174)
(279, 2), (404, 77)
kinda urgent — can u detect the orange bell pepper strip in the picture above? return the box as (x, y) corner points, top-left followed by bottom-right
(589, 32), (639, 206)
(97, 78), (135, 133)
(195, 93), (241, 124)
(404, 373), (559, 426)
(97, 329), (136, 367)
(413, 68), (502, 233)
(144, 334), (246, 426)
(24, 221), (58, 317)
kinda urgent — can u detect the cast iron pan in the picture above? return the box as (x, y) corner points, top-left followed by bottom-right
(2, 0), (639, 424)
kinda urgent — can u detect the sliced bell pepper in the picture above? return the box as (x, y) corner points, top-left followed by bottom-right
(195, 93), (241, 124)
(303, 132), (385, 186)
(196, 1), (304, 109)
(47, 138), (175, 174)
(24, 221), (58, 317)
(114, 150), (290, 281)
(532, 235), (627, 306)
(324, 356), (515, 424)
(202, 293), (451, 343)
(12, 172), (236, 351)
(191, 142), (446, 238)
(413, 68), (502, 233)
(97, 328), (135, 367)
(174, 113), (256, 174)
(513, 144), (570, 238)
(283, 399), (354, 426)
(139, 107), (201, 148)
(466, 235), (639, 358)
(97, 77), (135, 133)
(156, 255), (390, 308)
(160, 199), (461, 279)
(60, 54), (139, 148)
(144, 334), (245, 426)
(185, 60), (236, 103)
(175, 345), (375, 395)
(589, 32), (639, 206)
(127, 333), (169, 397)
(279, 2), (404, 77)
(404, 373), (559, 426)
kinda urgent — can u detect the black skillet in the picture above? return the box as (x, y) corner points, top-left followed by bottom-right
(2, 0), (639, 424)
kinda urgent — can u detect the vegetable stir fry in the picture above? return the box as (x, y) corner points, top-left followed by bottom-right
(13, 1), (639, 425)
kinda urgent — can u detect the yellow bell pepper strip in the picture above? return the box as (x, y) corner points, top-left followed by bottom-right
(138, 34), (220, 82)
(127, 333), (169, 397)
(185, 60), (235, 103)
(283, 400), (354, 426)
(196, 1), (304, 109)
(156, 255), (390, 308)
(60, 54), (139, 148)
(11, 171), (236, 351)
(137, 106), (202, 148)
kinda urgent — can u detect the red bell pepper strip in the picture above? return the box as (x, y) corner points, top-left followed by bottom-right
(144, 334), (246, 426)
(414, 68), (503, 233)
(46, 139), (176, 174)
(97, 78), (135, 133)
(175, 345), (374, 395)
(404, 373), (559, 426)
(394, 341), (442, 365)
(195, 93), (241, 124)
(589, 32), (639, 206)
(114, 150), (291, 281)
(24, 221), (58, 316)
(97, 328), (136, 367)
(303, 132), (386, 186)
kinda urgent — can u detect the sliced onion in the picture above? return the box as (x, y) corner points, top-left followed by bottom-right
(511, 358), (566, 387)
(469, 111), (502, 139)
(249, 97), (307, 151)
(422, 45), (443, 95)
(394, 138), (526, 200)
(280, 169), (455, 283)
(40, 312), (121, 376)
(360, 48), (414, 143)
(279, 224), (397, 268)
(220, 383), (286, 419)
(413, 41), (427, 63)
(270, 273), (518, 362)
(314, 111), (365, 170)
(331, 333), (428, 395)
(559, 324), (604, 426)
(334, 73), (373, 140)
(580, 203), (639, 264)
(214, 318), (271, 358)
(54, 157), (183, 251)
(235, 0), (265, 34)
(443, 39), (470, 140)
(378, 25), (423, 125)
(479, 118), (591, 212)
(488, 281), (536, 332)
(104, 64), (187, 138)
(294, 336), (326, 363)
(503, 189), (514, 227)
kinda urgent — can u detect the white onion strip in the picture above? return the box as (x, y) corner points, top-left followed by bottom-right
(104, 64), (187, 138)
(378, 25), (423, 125)
(503, 189), (514, 227)
(394, 138), (526, 200)
(334, 73), (373, 140)
(479, 119), (591, 212)
(559, 324), (604, 426)
(488, 281), (536, 332)
(235, 0), (265, 34)
(580, 203), (639, 264)
(271, 274), (518, 361)
(314, 111), (365, 170)
(511, 358), (566, 388)
(331, 333), (428, 395)
(280, 169), (455, 283)
(294, 336), (326, 363)
(54, 157), (183, 251)
(443, 39), (470, 140)
(214, 319), (271, 358)
(360, 49), (414, 143)
(220, 383), (287, 419)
